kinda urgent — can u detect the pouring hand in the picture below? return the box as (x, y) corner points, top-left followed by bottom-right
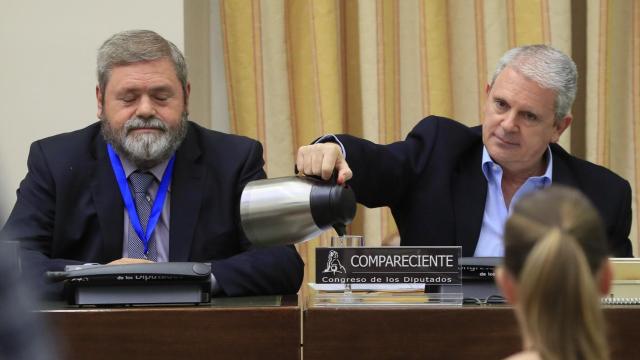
(296, 143), (353, 185)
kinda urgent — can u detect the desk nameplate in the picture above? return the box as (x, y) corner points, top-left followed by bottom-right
(316, 246), (461, 285)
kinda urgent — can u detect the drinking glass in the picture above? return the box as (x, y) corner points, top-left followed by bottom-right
(330, 235), (365, 293)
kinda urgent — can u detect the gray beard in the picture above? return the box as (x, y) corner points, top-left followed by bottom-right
(101, 113), (188, 169)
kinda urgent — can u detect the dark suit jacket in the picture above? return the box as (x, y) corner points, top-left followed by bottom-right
(338, 116), (633, 257)
(1, 121), (304, 297)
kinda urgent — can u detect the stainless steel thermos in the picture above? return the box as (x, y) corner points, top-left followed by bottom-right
(240, 176), (356, 246)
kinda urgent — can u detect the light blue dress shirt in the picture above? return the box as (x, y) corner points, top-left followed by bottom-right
(473, 146), (553, 256)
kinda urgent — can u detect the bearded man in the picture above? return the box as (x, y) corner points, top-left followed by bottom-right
(0, 30), (303, 298)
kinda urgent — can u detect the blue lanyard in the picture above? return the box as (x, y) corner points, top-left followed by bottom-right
(107, 144), (175, 255)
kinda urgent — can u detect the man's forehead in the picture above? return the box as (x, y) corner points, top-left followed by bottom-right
(491, 69), (555, 109)
(107, 60), (180, 88)
(494, 67), (552, 93)
(110, 57), (175, 74)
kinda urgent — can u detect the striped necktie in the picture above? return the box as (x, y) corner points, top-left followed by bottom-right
(127, 171), (158, 261)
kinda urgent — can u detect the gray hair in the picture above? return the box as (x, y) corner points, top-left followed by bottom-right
(97, 30), (188, 100)
(490, 45), (577, 121)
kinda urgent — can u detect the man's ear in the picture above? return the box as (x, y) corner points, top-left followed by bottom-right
(597, 259), (613, 296)
(480, 83), (492, 125)
(96, 85), (104, 119)
(495, 266), (518, 304)
(183, 81), (191, 111)
(551, 114), (572, 143)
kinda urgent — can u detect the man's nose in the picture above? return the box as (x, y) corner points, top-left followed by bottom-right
(500, 111), (518, 132)
(136, 95), (155, 119)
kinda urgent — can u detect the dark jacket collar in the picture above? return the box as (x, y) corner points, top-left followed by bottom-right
(90, 130), (124, 261)
(452, 140), (487, 256)
(168, 123), (205, 261)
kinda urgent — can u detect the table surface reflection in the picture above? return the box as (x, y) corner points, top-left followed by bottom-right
(39, 295), (300, 360)
(303, 303), (640, 360)
(39, 295), (640, 360)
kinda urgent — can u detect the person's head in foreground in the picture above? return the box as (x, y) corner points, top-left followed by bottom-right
(496, 185), (612, 360)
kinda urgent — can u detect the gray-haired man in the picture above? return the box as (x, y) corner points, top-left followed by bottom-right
(297, 45), (633, 257)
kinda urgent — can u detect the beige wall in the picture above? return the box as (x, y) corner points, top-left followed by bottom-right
(0, 0), (184, 224)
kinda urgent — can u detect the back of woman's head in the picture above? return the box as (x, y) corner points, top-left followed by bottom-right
(503, 186), (609, 360)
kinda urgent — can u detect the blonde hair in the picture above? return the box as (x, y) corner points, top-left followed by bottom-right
(504, 186), (609, 360)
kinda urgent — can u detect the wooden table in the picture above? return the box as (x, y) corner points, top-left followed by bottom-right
(303, 305), (640, 359)
(41, 296), (640, 359)
(41, 295), (300, 360)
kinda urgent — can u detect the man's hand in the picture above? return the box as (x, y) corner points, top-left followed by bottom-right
(296, 143), (353, 185)
(107, 258), (155, 265)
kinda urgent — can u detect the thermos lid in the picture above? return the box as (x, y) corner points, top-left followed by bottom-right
(309, 182), (356, 232)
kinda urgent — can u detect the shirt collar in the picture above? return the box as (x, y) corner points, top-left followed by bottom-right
(481, 146), (553, 183)
(119, 153), (172, 183)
